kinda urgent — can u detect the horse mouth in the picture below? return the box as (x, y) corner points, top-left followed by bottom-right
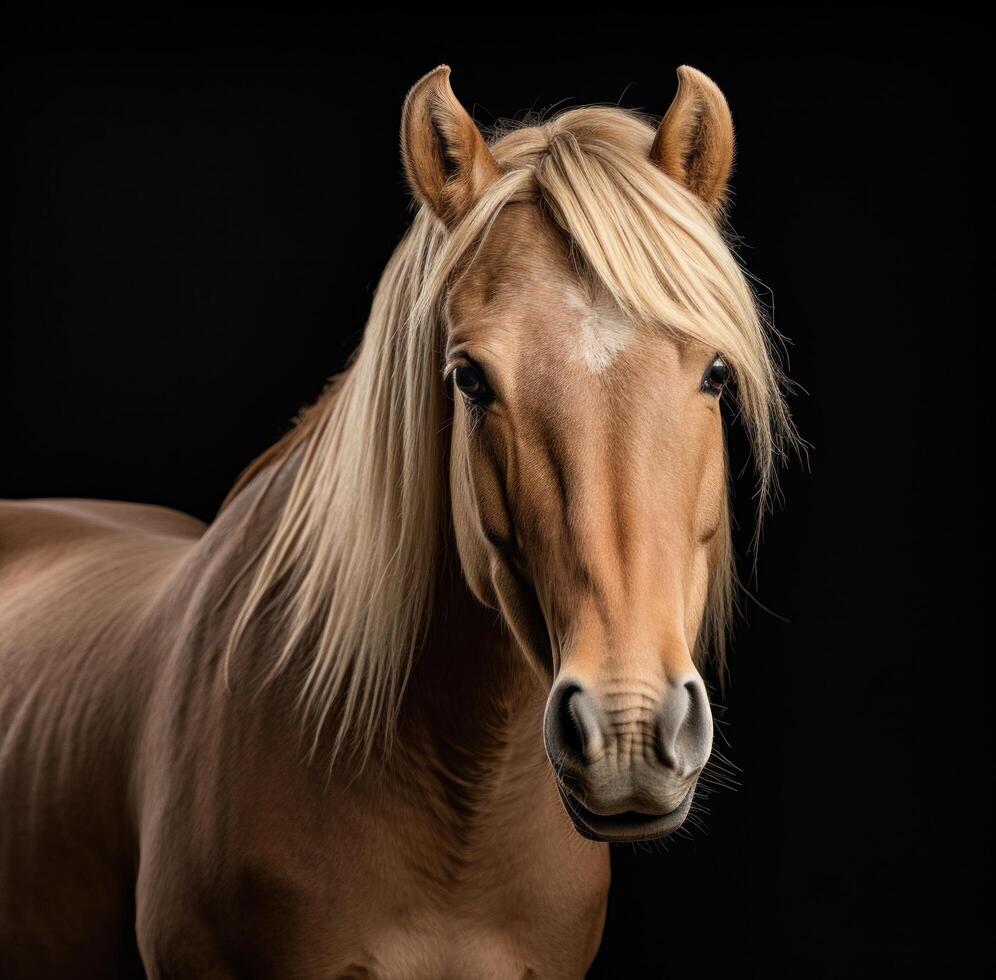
(556, 784), (696, 842)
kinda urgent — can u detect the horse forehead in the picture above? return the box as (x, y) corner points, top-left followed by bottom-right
(449, 204), (573, 316)
(451, 275), (677, 391)
(447, 202), (687, 376)
(450, 244), (640, 373)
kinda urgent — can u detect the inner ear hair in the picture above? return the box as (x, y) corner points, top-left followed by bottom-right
(401, 65), (501, 226)
(650, 65), (735, 213)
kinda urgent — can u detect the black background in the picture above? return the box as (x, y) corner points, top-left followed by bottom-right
(1, 8), (982, 977)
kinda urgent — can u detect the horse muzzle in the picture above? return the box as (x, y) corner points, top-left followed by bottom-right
(544, 673), (713, 842)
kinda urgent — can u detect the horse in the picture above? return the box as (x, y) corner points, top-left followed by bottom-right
(0, 65), (794, 978)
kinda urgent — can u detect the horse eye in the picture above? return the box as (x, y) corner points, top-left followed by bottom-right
(453, 363), (491, 404)
(702, 355), (730, 395)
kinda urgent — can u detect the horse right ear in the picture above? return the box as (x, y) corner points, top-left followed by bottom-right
(401, 66), (501, 227)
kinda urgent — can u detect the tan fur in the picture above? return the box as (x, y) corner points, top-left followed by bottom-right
(444, 204), (726, 688)
(0, 67), (793, 977)
(650, 66), (736, 211)
(402, 66), (503, 225)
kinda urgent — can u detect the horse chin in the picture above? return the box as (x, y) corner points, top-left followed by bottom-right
(555, 784), (697, 843)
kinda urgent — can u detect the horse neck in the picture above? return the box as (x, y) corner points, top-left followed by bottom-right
(400, 562), (548, 778)
(216, 444), (548, 788)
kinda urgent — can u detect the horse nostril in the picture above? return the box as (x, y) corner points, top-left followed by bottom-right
(564, 689), (604, 762)
(548, 683), (604, 765)
(684, 678), (708, 730)
(656, 676), (712, 773)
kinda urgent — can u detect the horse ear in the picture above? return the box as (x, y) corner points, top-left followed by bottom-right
(650, 66), (735, 212)
(401, 66), (501, 226)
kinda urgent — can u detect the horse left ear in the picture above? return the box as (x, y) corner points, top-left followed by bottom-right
(650, 66), (735, 212)
(401, 65), (501, 227)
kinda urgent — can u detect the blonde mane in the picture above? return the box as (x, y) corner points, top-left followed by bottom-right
(224, 105), (795, 764)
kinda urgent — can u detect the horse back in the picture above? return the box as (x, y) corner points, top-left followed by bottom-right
(0, 497), (204, 977)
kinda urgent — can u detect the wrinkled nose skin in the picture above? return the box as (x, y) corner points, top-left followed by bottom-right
(544, 675), (713, 841)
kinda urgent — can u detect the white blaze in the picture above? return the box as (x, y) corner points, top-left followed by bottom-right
(568, 292), (634, 374)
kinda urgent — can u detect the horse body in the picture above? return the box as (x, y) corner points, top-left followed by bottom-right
(0, 499), (201, 976)
(1, 65), (793, 977)
(0, 484), (607, 978)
